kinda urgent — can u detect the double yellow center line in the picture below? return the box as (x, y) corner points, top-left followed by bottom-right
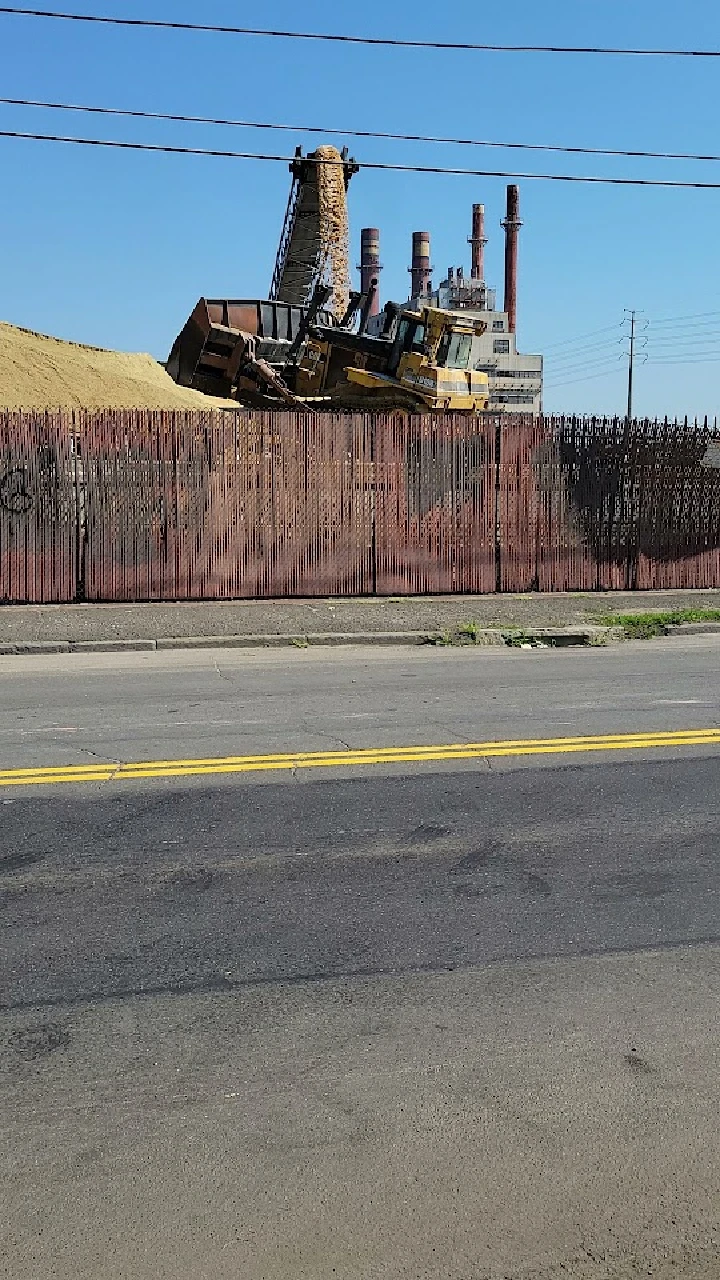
(0, 727), (718, 788)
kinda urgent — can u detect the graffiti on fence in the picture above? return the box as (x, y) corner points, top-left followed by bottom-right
(0, 422), (78, 603)
(0, 467), (33, 514)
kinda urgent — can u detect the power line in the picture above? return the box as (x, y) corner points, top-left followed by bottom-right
(547, 356), (625, 378)
(548, 364), (624, 381)
(547, 358), (624, 377)
(6, 128), (720, 188)
(546, 369), (624, 388)
(647, 348), (720, 361)
(1, 8), (719, 58)
(2, 96), (720, 167)
(646, 331), (720, 346)
(545, 366), (624, 388)
(646, 354), (720, 365)
(542, 324), (624, 351)
(548, 339), (625, 364)
(547, 347), (624, 368)
(648, 309), (720, 328)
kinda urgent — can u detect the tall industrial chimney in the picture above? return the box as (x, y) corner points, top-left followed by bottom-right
(359, 227), (382, 317)
(410, 231), (433, 298)
(469, 203), (487, 281)
(502, 185), (522, 334)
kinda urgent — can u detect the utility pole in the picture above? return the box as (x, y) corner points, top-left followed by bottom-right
(626, 308), (636, 421)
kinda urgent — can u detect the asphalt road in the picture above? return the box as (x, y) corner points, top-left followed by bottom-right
(2, 638), (720, 1280)
(0, 633), (719, 769)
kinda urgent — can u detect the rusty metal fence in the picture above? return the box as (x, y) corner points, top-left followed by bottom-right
(1, 410), (719, 603)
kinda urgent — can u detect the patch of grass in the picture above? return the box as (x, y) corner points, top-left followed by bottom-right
(290, 636), (310, 649)
(425, 623), (488, 646)
(597, 608), (720, 640)
(457, 621), (480, 643)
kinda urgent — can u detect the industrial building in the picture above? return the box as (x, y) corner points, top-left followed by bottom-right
(362, 186), (543, 413)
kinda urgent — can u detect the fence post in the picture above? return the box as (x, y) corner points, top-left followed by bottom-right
(494, 415), (502, 593)
(370, 413), (377, 594)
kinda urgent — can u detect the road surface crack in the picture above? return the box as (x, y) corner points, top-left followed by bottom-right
(213, 660), (236, 686)
(299, 727), (352, 752)
(75, 747), (124, 782)
(77, 747), (122, 767)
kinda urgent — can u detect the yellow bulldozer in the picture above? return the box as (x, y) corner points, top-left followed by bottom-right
(293, 298), (489, 411)
(168, 288), (490, 414)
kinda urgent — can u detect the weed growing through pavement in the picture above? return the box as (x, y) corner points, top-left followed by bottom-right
(598, 608), (720, 640)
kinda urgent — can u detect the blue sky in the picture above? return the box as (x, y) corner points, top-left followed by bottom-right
(1, 0), (720, 416)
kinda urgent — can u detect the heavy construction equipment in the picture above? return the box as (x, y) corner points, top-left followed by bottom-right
(166, 295), (332, 407)
(334, 303), (489, 411)
(168, 287), (490, 412)
(293, 297), (489, 411)
(167, 144), (489, 412)
(167, 145), (356, 407)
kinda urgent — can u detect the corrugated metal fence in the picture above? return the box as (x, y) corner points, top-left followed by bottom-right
(2, 409), (719, 603)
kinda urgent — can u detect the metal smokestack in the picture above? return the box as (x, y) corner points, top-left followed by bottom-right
(410, 231), (432, 298)
(359, 227), (382, 317)
(469, 203), (487, 281)
(502, 185), (522, 334)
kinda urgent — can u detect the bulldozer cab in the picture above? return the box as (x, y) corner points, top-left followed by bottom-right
(388, 315), (427, 375)
(435, 327), (474, 370)
(342, 304), (490, 411)
(390, 308), (477, 373)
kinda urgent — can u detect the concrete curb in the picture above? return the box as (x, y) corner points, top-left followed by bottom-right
(0, 626), (628, 655)
(664, 621), (720, 637)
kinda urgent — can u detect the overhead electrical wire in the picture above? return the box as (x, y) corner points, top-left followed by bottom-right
(547, 350), (622, 366)
(646, 331), (720, 346)
(542, 324), (625, 351)
(546, 361), (625, 379)
(546, 365), (624, 383)
(1, 96), (719, 167)
(648, 350), (720, 361)
(547, 343), (625, 363)
(1, 7), (719, 58)
(546, 357), (624, 378)
(548, 339), (626, 364)
(547, 367), (623, 385)
(646, 354), (720, 365)
(545, 367), (625, 388)
(5, 128), (720, 189)
(648, 309), (720, 328)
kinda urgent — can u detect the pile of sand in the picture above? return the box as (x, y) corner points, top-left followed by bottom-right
(0, 321), (230, 411)
(315, 145), (351, 321)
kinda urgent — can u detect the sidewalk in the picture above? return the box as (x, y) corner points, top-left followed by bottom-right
(2, 589), (720, 653)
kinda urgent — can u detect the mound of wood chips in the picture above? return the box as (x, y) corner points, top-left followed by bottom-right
(0, 321), (229, 410)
